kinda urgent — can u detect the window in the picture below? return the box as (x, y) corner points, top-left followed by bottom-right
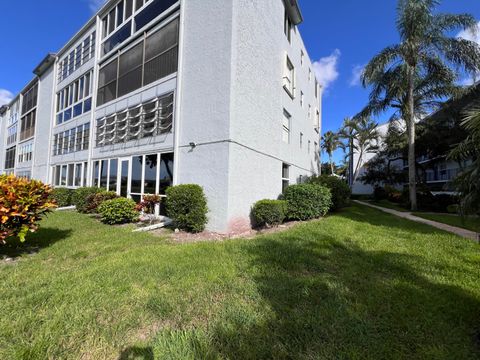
(52, 123), (90, 156)
(315, 80), (319, 98)
(308, 104), (312, 121)
(58, 32), (96, 83)
(315, 109), (320, 129)
(56, 71), (93, 125)
(308, 140), (311, 154)
(6, 124), (17, 145)
(308, 68), (312, 82)
(96, 93), (174, 147)
(4, 147), (16, 169)
(282, 110), (290, 144)
(284, 56), (295, 97)
(300, 91), (304, 108)
(52, 162), (87, 188)
(16, 170), (31, 180)
(20, 109), (36, 141)
(300, 50), (304, 66)
(97, 18), (179, 106)
(282, 163), (290, 193)
(21, 83), (38, 115)
(284, 11), (293, 42)
(300, 132), (303, 148)
(18, 143), (33, 163)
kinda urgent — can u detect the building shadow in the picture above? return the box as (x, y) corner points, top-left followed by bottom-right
(118, 346), (154, 360)
(0, 227), (71, 259)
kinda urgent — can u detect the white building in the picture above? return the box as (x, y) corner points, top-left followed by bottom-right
(0, 0), (322, 232)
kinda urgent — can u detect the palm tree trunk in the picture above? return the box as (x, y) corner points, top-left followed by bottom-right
(407, 65), (418, 211)
(329, 153), (334, 175)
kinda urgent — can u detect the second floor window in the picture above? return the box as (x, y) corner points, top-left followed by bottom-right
(6, 124), (17, 145)
(56, 71), (93, 125)
(20, 109), (36, 141)
(282, 110), (291, 144)
(284, 56), (295, 97)
(18, 143), (33, 163)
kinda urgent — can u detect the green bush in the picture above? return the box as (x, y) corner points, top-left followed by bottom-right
(165, 185), (208, 233)
(51, 188), (74, 207)
(284, 184), (332, 221)
(251, 200), (287, 228)
(72, 187), (102, 213)
(97, 197), (139, 225)
(86, 191), (119, 213)
(308, 175), (351, 210)
(447, 204), (459, 214)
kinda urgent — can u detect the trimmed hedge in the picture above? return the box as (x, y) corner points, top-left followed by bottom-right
(284, 184), (332, 221)
(98, 198), (139, 225)
(165, 184), (208, 233)
(86, 191), (119, 214)
(308, 175), (351, 210)
(51, 188), (74, 207)
(252, 200), (287, 228)
(72, 187), (102, 213)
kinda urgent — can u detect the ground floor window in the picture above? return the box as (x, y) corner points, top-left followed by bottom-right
(52, 161), (88, 188)
(5, 146), (16, 170)
(16, 170), (31, 180)
(92, 152), (174, 202)
(282, 163), (290, 193)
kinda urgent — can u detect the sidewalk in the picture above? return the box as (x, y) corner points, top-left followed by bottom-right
(354, 200), (479, 242)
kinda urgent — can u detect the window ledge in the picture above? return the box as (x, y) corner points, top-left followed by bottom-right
(283, 85), (295, 100)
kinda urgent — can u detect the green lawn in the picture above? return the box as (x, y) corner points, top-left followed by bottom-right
(413, 212), (480, 233)
(1, 204), (480, 359)
(368, 199), (410, 212)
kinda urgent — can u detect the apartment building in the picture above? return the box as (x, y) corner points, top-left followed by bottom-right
(0, 0), (322, 232)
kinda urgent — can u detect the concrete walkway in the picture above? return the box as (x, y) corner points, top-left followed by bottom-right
(354, 200), (479, 242)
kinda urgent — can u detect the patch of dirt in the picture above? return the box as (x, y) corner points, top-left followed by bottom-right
(151, 220), (307, 244)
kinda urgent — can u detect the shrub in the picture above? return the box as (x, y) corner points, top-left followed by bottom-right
(86, 191), (119, 213)
(384, 185), (403, 203)
(251, 200), (287, 228)
(0, 175), (57, 243)
(72, 187), (102, 213)
(136, 194), (162, 214)
(165, 185), (208, 233)
(284, 184), (332, 221)
(308, 175), (351, 210)
(447, 204), (459, 214)
(51, 188), (74, 207)
(373, 186), (387, 201)
(97, 198), (139, 225)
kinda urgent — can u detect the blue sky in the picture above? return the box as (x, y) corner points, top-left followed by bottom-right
(1, 0), (479, 162)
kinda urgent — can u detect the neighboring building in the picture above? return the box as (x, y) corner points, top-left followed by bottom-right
(351, 83), (478, 195)
(0, 0), (322, 232)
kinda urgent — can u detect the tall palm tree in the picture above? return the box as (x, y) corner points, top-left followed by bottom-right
(362, 0), (480, 210)
(350, 117), (380, 184)
(321, 131), (342, 175)
(449, 104), (480, 214)
(338, 117), (357, 185)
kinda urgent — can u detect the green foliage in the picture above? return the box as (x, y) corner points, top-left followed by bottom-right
(86, 191), (119, 214)
(284, 184), (332, 221)
(51, 188), (74, 207)
(97, 197), (139, 225)
(165, 185), (208, 233)
(136, 194), (162, 214)
(308, 175), (351, 210)
(0, 174), (57, 243)
(373, 186), (387, 201)
(72, 187), (102, 213)
(447, 204), (459, 214)
(251, 200), (287, 228)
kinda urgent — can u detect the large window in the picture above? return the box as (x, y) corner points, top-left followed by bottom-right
(21, 83), (38, 115)
(96, 93), (174, 147)
(52, 162), (88, 188)
(20, 83), (38, 141)
(58, 32), (96, 83)
(92, 152), (174, 201)
(53, 123), (90, 156)
(18, 143), (33, 163)
(56, 71), (93, 125)
(282, 163), (290, 193)
(100, 0), (178, 56)
(284, 11), (293, 42)
(97, 18), (179, 106)
(6, 124), (17, 145)
(20, 109), (36, 141)
(4, 147), (16, 169)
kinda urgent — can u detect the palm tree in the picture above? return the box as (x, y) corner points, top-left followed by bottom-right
(361, 0), (480, 210)
(449, 104), (480, 214)
(338, 117), (357, 185)
(321, 131), (342, 175)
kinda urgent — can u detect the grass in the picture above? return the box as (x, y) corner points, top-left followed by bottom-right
(1, 204), (480, 359)
(413, 212), (480, 233)
(368, 199), (410, 212)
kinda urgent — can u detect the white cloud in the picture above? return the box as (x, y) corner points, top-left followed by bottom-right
(457, 21), (480, 45)
(88, 0), (107, 13)
(349, 64), (365, 87)
(0, 89), (13, 106)
(312, 49), (341, 91)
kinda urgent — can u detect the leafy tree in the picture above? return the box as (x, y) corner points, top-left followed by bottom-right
(321, 131), (342, 175)
(361, 0), (480, 210)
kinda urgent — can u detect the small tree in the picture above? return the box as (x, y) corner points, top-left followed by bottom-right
(0, 175), (57, 243)
(321, 131), (343, 175)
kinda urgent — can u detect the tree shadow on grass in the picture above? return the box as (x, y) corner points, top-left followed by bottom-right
(207, 230), (480, 359)
(118, 346), (154, 360)
(0, 227), (71, 259)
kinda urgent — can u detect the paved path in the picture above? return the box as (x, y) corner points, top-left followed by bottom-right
(354, 200), (479, 242)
